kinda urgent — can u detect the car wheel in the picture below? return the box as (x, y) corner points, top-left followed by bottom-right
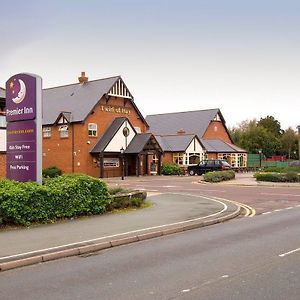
(189, 170), (195, 176)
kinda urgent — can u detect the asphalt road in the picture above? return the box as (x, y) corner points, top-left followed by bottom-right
(106, 175), (300, 214)
(0, 206), (299, 300)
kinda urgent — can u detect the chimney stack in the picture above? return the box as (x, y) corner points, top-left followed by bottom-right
(78, 72), (88, 84)
(177, 129), (186, 135)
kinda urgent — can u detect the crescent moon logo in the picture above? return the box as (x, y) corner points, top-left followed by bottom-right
(12, 79), (26, 104)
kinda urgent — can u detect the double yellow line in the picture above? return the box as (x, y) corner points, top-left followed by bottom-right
(213, 197), (256, 217)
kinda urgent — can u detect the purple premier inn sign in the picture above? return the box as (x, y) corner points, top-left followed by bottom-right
(6, 73), (42, 183)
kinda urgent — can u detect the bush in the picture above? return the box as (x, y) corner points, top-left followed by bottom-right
(0, 174), (111, 226)
(161, 163), (183, 175)
(42, 166), (62, 178)
(203, 170), (235, 183)
(254, 172), (300, 182)
(107, 191), (147, 210)
(262, 166), (300, 173)
(108, 187), (132, 195)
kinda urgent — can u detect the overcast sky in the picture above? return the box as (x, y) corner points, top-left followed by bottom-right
(1, 0), (299, 130)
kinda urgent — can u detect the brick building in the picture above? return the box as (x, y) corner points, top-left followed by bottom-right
(0, 73), (247, 179)
(146, 109), (247, 169)
(42, 73), (162, 178)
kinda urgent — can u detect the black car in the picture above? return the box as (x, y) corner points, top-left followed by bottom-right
(187, 159), (231, 175)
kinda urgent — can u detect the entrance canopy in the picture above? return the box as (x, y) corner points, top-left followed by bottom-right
(125, 133), (163, 154)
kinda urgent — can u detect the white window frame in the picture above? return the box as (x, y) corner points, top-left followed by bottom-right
(59, 125), (69, 138)
(43, 126), (52, 138)
(173, 152), (185, 165)
(88, 123), (97, 137)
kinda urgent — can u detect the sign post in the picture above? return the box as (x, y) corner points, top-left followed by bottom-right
(6, 73), (42, 183)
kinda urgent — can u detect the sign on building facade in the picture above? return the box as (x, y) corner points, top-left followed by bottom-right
(6, 73), (42, 183)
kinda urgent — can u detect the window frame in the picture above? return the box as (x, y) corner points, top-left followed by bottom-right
(88, 123), (97, 137)
(43, 126), (52, 138)
(59, 125), (69, 138)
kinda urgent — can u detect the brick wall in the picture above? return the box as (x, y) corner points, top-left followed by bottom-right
(161, 152), (173, 164)
(42, 96), (147, 177)
(0, 153), (6, 178)
(203, 121), (232, 143)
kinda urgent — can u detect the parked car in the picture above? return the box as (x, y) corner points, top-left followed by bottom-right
(187, 159), (231, 175)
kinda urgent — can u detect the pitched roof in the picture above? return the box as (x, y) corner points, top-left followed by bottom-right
(146, 109), (221, 137)
(155, 134), (196, 152)
(42, 76), (147, 126)
(125, 133), (163, 154)
(124, 133), (153, 154)
(90, 117), (126, 154)
(0, 87), (5, 99)
(200, 139), (247, 153)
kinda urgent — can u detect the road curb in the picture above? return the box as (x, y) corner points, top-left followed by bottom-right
(0, 206), (241, 272)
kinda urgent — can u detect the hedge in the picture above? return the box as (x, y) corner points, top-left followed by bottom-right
(42, 166), (62, 178)
(161, 163), (183, 175)
(0, 174), (111, 226)
(261, 166), (300, 174)
(203, 170), (235, 183)
(254, 172), (300, 182)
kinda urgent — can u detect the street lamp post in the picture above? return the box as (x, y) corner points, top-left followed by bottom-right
(120, 147), (125, 180)
(258, 149), (262, 169)
(297, 126), (300, 165)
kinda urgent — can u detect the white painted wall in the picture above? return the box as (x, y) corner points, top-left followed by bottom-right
(104, 120), (136, 152)
(186, 138), (204, 154)
(0, 129), (6, 151)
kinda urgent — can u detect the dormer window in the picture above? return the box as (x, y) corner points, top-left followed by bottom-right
(59, 125), (69, 138)
(88, 123), (97, 137)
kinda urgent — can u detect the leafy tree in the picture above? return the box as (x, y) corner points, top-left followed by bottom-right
(230, 118), (280, 157)
(239, 125), (280, 157)
(257, 116), (283, 137)
(281, 128), (298, 159)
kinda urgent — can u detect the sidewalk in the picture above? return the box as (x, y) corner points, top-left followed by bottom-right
(0, 193), (240, 271)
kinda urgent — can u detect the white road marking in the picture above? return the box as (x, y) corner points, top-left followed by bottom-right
(279, 247), (300, 257)
(262, 211), (272, 215)
(261, 192), (300, 197)
(181, 289), (191, 293)
(285, 207), (293, 210)
(162, 185), (178, 188)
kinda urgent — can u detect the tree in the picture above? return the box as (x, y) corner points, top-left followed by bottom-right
(281, 128), (298, 159)
(230, 118), (280, 157)
(239, 125), (280, 157)
(257, 116), (283, 137)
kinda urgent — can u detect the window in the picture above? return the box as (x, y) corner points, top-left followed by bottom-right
(188, 153), (200, 165)
(88, 123), (97, 137)
(59, 125), (69, 138)
(123, 126), (130, 137)
(173, 153), (184, 165)
(43, 127), (51, 138)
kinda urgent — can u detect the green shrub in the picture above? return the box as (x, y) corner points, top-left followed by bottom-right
(108, 187), (132, 195)
(262, 166), (300, 173)
(108, 191), (147, 210)
(203, 170), (235, 183)
(161, 163), (183, 175)
(42, 166), (62, 178)
(254, 172), (300, 182)
(0, 174), (111, 226)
